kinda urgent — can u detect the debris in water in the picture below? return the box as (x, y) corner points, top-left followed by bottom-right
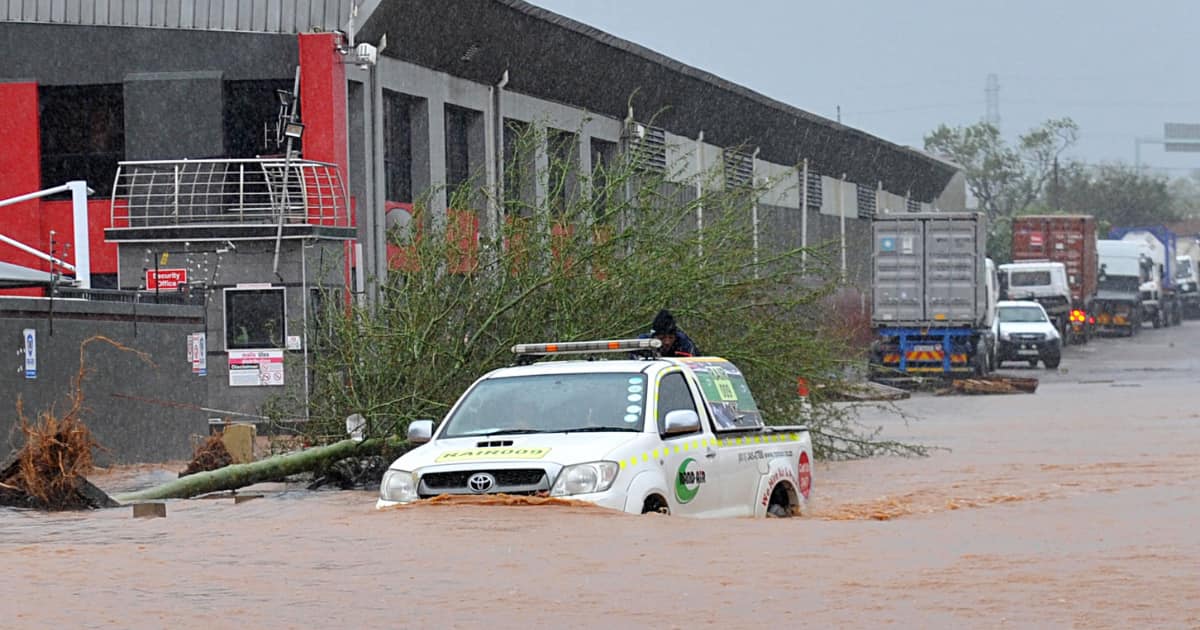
(0, 336), (143, 511)
(179, 434), (234, 478)
(936, 376), (1038, 395)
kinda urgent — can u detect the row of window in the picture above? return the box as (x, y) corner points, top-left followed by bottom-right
(39, 81), (292, 197)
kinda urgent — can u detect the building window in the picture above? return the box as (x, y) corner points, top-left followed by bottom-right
(805, 170), (823, 210)
(39, 84), (125, 196)
(383, 90), (414, 203)
(224, 287), (286, 350)
(590, 138), (619, 220)
(503, 119), (533, 216)
(224, 79), (295, 159)
(625, 121), (666, 174)
(444, 104), (480, 201)
(857, 184), (877, 219)
(723, 148), (754, 189)
(548, 129), (578, 217)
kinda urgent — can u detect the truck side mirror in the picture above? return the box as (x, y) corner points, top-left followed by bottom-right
(663, 409), (701, 436)
(407, 419), (435, 444)
(1098, 263), (1107, 283)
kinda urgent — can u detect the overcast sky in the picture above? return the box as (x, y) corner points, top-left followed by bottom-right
(531, 0), (1200, 177)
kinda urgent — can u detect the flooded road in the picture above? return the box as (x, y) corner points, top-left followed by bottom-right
(3, 324), (1199, 628)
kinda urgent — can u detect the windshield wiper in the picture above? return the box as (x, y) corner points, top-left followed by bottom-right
(469, 429), (546, 436)
(558, 426), (640, 433)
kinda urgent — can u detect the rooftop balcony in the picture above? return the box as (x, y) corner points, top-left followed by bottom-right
(107, 158), (354, 242)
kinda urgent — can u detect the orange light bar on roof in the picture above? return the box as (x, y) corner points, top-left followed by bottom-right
(511, 338), (662, 356)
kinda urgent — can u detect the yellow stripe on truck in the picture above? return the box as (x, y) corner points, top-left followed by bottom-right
(617, 432), (808, 471)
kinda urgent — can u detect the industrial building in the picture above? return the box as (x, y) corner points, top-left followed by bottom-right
(0, 0), (964, 461)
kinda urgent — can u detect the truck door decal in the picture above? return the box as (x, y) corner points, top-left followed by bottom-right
(674, 457), (706, 503)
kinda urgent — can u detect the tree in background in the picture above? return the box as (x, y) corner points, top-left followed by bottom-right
(1167, 172), (1200, 220)
(1053, 162), (1179, 233)
(924, 118), (1078, 261)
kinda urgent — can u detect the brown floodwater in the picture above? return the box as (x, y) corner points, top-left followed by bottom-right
(3, 324), (1199, 628)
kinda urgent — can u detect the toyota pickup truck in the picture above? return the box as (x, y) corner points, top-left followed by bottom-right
(377, 339), (814, 518)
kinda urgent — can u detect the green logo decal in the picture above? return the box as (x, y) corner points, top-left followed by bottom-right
(674, 457), (706, 504)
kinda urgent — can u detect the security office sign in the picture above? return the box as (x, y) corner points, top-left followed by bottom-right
(23, 328), (36, 379)
(146, 268), (188, 291)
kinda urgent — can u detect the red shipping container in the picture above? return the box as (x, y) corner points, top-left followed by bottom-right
(1011, 215), (1098, 305)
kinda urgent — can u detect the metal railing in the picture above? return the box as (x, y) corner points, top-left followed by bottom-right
(110, 158), (350, 229)
(53, 285), (206, 306)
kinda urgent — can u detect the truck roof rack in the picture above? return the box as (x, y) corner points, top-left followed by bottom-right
(511, 338), (662, 365)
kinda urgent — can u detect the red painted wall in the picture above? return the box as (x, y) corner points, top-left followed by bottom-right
(298, 33), (349, 227)
(0, 83), (44, 271)
(0, 83), (117, 294)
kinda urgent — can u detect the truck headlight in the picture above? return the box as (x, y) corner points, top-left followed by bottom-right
(999, 332), (1011, 341)
(550, 462), (619, 496)
(380, 469), (418, 503)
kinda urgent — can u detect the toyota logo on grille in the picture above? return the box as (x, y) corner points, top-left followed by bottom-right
(467, 472), (496, 494)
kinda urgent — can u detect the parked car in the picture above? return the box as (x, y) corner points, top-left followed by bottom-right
(377, 339), (814, 518)
(993, 300), (1062, 369)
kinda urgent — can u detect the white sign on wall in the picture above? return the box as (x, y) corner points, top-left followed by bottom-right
(23, 328), (36, 379)
(228, 349), (284, 387)
(188, 333), (207, 376)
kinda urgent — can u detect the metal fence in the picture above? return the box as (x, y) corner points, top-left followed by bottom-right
(110, 158), (350, 229)
(53, 285), (206, 306)
(0, 0), (355, 34)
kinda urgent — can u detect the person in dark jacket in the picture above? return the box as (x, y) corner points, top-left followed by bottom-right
(639, 309), (699, 357)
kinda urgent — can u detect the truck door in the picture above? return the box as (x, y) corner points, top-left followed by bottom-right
(681, 359), (768, 518)
(654, 370), (721, 517)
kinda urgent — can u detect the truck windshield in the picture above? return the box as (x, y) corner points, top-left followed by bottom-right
(1010, 271), (1051, 286)
(1176, 264), (1194, 280)
(1098, 276), (1140, 293)
(998, 306), (1047, 323)
(440, 372), (647, 437)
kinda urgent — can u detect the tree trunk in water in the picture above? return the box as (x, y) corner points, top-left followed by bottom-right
(113, 437), (402, 504)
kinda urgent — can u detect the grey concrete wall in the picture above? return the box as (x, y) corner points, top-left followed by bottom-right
(124, 71), (225, 160)
(0, 298), (207, 464)
(0, 23), (296, 85)
(116, 238), (346, 420)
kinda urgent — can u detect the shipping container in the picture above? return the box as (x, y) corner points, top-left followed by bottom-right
(872, 212), (988, 328)
(1011, 215), (1098, 305)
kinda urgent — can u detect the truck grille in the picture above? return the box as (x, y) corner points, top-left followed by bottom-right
(418, 469), (549, 497)
(1012, 333), (1045, 341)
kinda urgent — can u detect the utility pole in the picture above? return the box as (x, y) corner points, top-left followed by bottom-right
(985, 73), (1000, 129)
(1052, 157), (1060, 211)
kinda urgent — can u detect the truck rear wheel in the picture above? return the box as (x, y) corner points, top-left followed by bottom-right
(766, 484), (795, 518)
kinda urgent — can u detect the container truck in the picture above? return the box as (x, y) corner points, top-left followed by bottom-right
(1094, 240), (1151, 336)
(1108, 226), (1182, 327)
(1009, 215), (1099, 343)
(1177, 255), (1199, 318)
(869, 212), (998, 377)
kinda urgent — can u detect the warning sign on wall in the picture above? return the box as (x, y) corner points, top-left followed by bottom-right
(187, 333), (207, 376)
(146, 268), (188, 291)
(228, 349), (284, 387)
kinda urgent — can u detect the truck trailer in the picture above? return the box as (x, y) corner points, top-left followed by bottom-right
(1009, 215), (1099, 343)
(869, 212), (997, 377)
(1108, 226), (1182, 328)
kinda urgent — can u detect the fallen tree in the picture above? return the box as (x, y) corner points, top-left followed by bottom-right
(0, 336), (145, 511)
(113, 437), (407, 503)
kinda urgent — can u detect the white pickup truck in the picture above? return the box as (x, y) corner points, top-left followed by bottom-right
(377, 339), (814, 518)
